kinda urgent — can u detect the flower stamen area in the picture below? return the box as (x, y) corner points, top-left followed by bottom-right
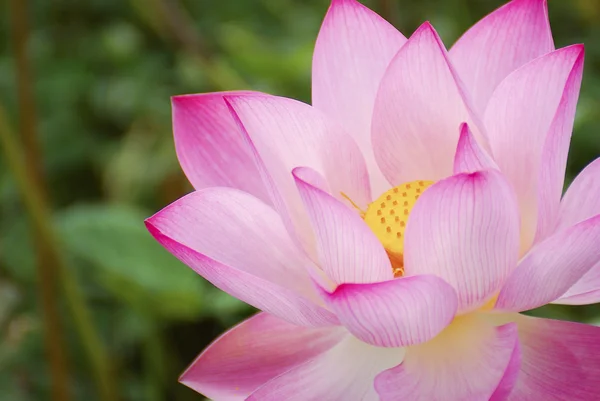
(363, 180), (434, 277)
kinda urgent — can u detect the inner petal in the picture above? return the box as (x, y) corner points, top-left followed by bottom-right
(363, 180), (434, 277)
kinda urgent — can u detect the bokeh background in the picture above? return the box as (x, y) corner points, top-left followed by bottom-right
(1, 0), (599, 400)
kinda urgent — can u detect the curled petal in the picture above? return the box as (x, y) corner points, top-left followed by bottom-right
(318, 275), (458, 348)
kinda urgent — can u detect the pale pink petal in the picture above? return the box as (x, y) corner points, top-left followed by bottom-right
(147, 188), (310, 294)
(312, 0), (406, 195)
(490, 332), (522, 401)
(147, 228), (337, 327)
(404, 170), (520, 312)
(554, 262), (600, 305)
(146, 188), (338, 326)
(247, 335), (405, 401)
(372, 22), (487, 186)
(171, 92), (269, 203)
(557, 157), (600, 229)
(484, 45), (584, 251)
(318, 275), (458, 347)
(180, 312), (345, 400)
(375, 316), (520, 401)
(225, 93), (371, 251)
(453, 123), (498, 174)
(450, 0), (554, 114)
(496, 214), (600, 312)
(507, 315), (600, 401)
(294, 167), (392, 284)
(553, 159), (600, 305)
(535, 51), (585, 242)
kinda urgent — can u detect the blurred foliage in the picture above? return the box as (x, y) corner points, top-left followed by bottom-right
(0, 0), (599, 400)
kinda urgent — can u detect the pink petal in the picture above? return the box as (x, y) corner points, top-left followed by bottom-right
(171, 92), (269, 203)
(294, 167), (392, 284)
(507, 315), (600, 401)
(552, 159), (600, 305)
(318, 275), (458, 348)
(146, 188), (338, 326)
(246, 335), (405, 401)
(375, 316), (520, 401)
(312, 0), (406, 195)
(372, 22), (487, 186)
(496, 214), (600, 312)
(555, 262), (600, 305)
(483, 45), (585, 251)
(180, 312), (345, 400)
(535, 51), (585, 243)
(225, 93), (371, 249)
(453, 123), (498, 174)
(404, 170), (520, 312)
(557, 157), (600, 230)
(450, 0), (554, 114)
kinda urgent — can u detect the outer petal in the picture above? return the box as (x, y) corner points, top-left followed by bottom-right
(404, 170), (520, 312)
(450, 0), (554, 113)
(507, 315), (600, 401)
(225, 93), (371, 250)
(535, 50), (585, 242)
(372, 22), (486, 185)
(375, 315), (520, 401)
(554, 262), (600, 305)
(180, 312), (345, 400)
(496, 214), (600, 312)
(146, 188), (337, 326)
(312, 0), (407, 195)
(318, 275), (458, 348)
(247, 335), (405, 401)
(453, 123), (498, 174)
(483, 45), (584, 251)
(556, 157), (600, 230)
(553, 159), (600, 305)
(294, 167), (392, 285)
(171, 92), (269, 203)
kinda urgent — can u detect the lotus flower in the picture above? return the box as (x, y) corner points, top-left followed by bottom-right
(146, 0), (600, 399)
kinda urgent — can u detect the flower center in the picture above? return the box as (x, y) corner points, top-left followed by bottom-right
(363, 180), (434, 277)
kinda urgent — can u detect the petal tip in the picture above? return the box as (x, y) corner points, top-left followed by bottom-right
(572, 43), (585, 55)
(560, 43), (585, 58)
(415, 20), (435, 35)
(411, 21), (445, 50)
(144, 218), (163, 240)
(458, 122), (470, 134)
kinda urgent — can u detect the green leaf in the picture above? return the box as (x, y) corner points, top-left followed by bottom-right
(57, 204), (205, 320)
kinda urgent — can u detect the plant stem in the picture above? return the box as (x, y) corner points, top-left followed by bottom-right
(379, 0), (396, 26)
(0, 104), (119, 401)
(8, 0), (70, 399)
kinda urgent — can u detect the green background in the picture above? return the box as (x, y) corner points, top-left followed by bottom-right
(1, 0), (599, 400)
